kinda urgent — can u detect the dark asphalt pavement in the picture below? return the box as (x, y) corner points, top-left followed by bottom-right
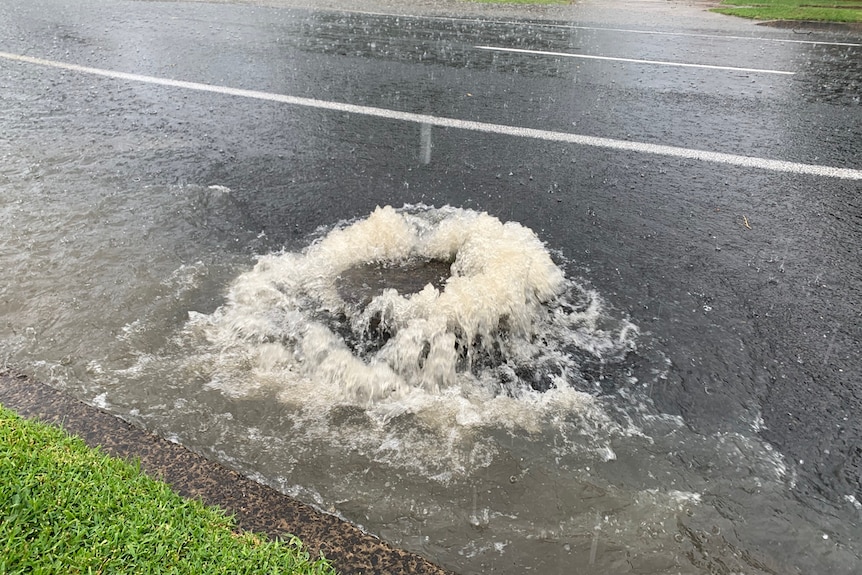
(1, 0), (861, 573)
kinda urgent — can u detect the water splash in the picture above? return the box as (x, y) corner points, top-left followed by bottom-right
(186, 205), (637, 431)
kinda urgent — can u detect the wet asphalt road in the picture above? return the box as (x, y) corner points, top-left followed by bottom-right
(2, 0), (861, 556)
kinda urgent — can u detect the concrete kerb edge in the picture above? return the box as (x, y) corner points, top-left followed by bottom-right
(0, 371), (455, 575)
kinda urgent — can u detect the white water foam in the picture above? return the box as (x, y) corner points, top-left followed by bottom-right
(188, 205), (634, 410)
(169, 205), (645, 474)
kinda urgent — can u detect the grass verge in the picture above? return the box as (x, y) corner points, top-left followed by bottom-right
(0, 405), (337, 575)
(712, 0), (862, 22)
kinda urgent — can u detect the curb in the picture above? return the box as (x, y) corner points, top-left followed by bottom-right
(0, 372), (455, 575)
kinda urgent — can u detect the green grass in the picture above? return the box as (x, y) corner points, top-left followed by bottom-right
(0, 405), (337, 575)
(712, 0), (862, 22)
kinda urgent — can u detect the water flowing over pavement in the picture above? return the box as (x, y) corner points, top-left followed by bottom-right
(0, 371), (454, 575)
(1, 0), (861, 573)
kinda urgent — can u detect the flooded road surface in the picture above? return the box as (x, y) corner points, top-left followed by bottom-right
(2, 0), (861, 573)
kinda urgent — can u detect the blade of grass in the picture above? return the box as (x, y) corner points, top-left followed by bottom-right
(712, 0), (862, 22)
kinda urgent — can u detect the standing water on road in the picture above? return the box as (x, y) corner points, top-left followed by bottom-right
(3, 189), (858, 573)
(2, 0), (862, 572)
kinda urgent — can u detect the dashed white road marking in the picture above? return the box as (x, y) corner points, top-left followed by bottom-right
(1, 51), (860, 180)
(474, 45), (795, 75)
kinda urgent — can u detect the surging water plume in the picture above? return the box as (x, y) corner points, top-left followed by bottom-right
(189, 205), (637, 416)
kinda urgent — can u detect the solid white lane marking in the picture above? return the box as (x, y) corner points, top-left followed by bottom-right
(474, 45), (795, 75)
(2, 51), (860, 180)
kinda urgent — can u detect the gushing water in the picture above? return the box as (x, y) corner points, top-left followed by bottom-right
(2, 178), (856, 573)
(186, 205), (637, 431)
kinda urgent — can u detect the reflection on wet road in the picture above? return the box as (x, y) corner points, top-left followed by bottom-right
(1, 0), (861, 573)
(3, 49), (859, 179)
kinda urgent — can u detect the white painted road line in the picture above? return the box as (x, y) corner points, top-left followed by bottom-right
(474, 45), (796, 75)
(2, 51), (860, 180)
